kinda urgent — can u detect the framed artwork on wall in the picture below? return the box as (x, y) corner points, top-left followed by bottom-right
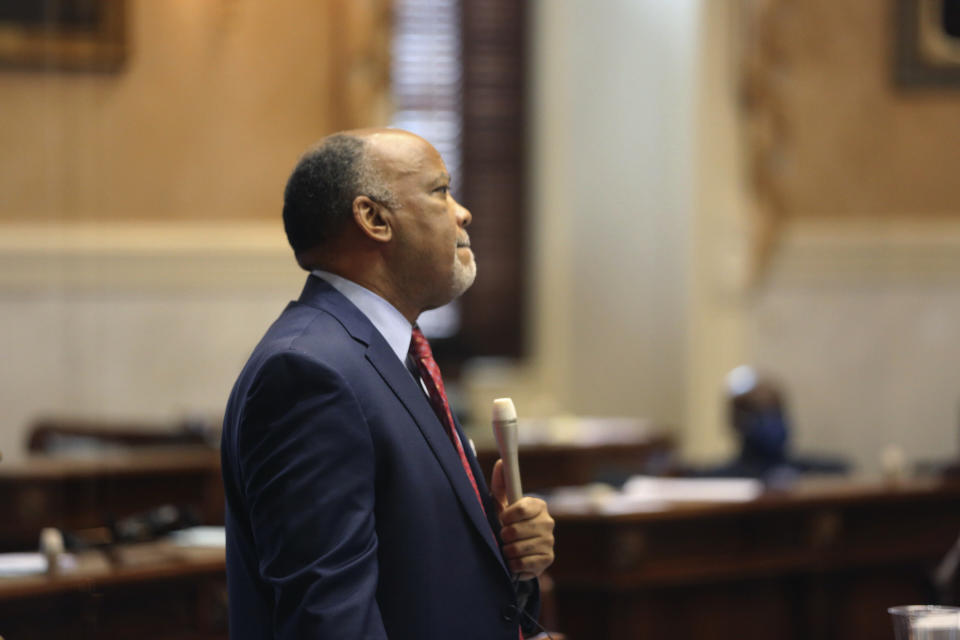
(895, 0), (960, 87)
(0, 0), (126, 71)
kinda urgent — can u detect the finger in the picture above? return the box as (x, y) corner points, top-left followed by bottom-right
(490, 459), (507, 511)
(507, 552), (555, 578)
(500, 496), (553, 529)
(499, 496), (546, 526)
(501, 518), (555, 557)
(502, 536), (555, 560)
(500, 518), (554, 545)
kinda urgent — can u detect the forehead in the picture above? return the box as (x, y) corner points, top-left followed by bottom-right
(365, 131), (447, 182)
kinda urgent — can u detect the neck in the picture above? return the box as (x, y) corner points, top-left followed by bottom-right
(316, 262), (421, 325)
(303, 232), (426, 324)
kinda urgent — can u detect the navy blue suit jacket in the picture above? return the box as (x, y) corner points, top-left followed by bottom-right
(221, 275), (538, 638)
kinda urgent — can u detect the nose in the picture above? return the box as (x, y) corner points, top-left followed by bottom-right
(453, 196), (472, 228)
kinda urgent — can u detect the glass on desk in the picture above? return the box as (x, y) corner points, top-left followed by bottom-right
(890, 606), (960, 640)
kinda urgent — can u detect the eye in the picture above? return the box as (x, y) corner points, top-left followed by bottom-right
(434, 185), (450, 196)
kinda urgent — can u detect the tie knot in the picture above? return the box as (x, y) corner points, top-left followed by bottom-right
(410, 327), (433, 362)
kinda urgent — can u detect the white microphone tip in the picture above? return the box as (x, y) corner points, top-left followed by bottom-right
(492, 397), (517, 422)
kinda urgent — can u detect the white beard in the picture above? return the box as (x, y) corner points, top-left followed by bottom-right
(450, 250), (477, 299)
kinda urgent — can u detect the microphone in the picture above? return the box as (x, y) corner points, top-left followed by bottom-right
(492, 397), (523, 504)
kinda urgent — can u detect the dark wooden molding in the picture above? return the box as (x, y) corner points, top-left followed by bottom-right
(894, 0), (960, 89)
(444, 0), (528, 363)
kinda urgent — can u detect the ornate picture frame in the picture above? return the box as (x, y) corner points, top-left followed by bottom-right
(895, 0), (960, 87)
(0, 0), (126, 71)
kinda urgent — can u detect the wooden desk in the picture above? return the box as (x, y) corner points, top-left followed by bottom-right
(0, 542), (226, 639)
(0, 448), (223, 551)
(475, 435), (674, 493)
(549, 478), (960, 640)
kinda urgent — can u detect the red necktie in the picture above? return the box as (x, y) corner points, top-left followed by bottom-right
(411, 330), (525, 638)
(409, 328), (486, 513)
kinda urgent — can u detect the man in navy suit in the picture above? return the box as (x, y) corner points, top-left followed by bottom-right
(221, 129), (555, 638)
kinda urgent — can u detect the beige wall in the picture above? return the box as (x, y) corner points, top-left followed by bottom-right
(746, 220), (960, 472)
(684, 0), (753, 462)
(0, 223), (304, 463)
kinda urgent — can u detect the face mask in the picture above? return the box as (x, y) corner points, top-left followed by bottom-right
(740, 408), (789, 460)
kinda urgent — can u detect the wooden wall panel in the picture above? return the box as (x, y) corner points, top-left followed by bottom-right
(0, 0), (392, 224)
(740, 0), (960, 274)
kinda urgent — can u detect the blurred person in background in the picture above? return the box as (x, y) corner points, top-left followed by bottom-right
(694, 366), (849, 488)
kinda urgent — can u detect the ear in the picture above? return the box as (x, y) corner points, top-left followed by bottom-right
(352, 195), (392, 243)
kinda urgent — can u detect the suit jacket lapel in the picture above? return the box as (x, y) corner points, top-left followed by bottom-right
(298, 276), (508, 573)
(364, 345), (507, 571)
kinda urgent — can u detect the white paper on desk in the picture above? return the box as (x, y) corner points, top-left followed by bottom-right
(546, 484), (669, 514)
(167, 526), (226, 548)
(622, 476), (763, 503)
(0, 552), (47, 576)
(0, 552), (77, 576)
(598, 493), (671, 514)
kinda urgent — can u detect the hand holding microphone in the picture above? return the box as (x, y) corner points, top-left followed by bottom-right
(490, 398), (555, 581)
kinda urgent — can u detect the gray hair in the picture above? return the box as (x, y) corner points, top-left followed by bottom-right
(282, 134), (397, 254)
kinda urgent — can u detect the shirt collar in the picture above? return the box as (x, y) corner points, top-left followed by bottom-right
(311, 270), (412, 363)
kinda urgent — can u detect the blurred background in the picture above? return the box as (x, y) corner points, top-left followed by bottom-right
(2, 0), (958, 473)
(1, 0), (960, 636)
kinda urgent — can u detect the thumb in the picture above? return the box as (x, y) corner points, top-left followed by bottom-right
(490, 459), (507, 511)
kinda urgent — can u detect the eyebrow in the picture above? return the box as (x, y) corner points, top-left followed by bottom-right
(430, 172), (451, 187)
